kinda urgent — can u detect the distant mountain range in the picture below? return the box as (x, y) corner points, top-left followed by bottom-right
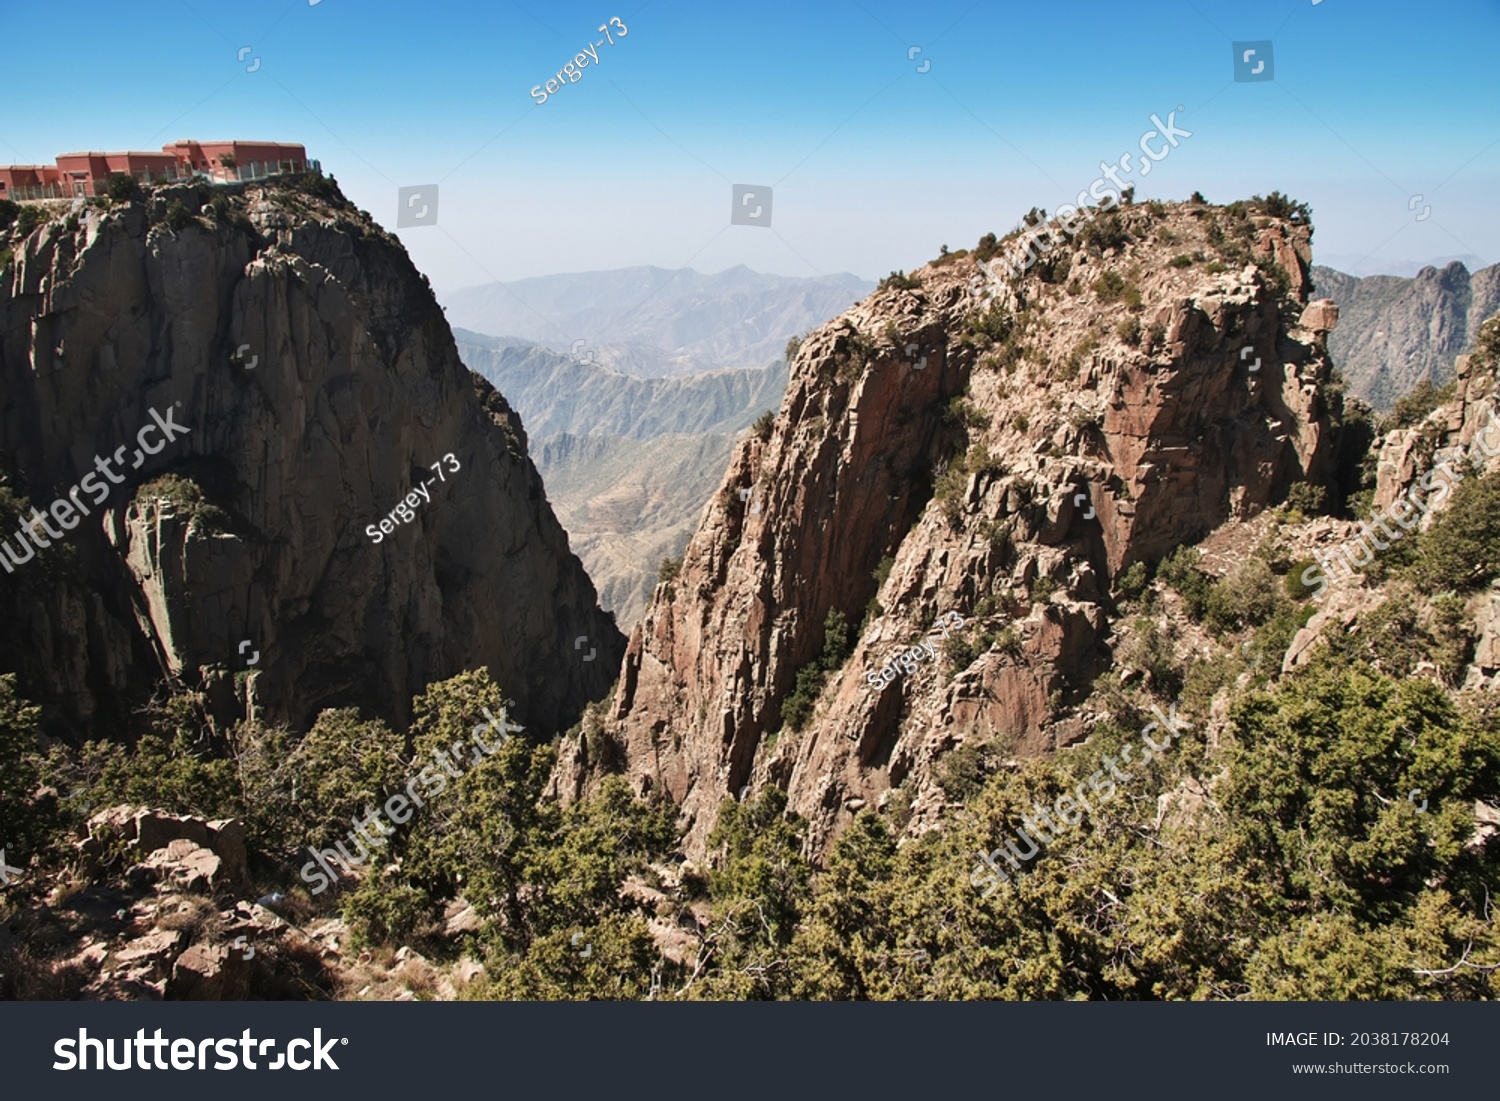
(1314, 253), (1490, 279)
(1311, 261), (1500, 409)
(442, 265), (875, 377)
(457, 332), (789, 625)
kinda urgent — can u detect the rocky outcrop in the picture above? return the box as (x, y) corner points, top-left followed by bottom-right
(0, 178), (622, 737)
(580, 200), (1339, 857)
(78, 806), (249, 890)
(1373, 348), (1500, 515)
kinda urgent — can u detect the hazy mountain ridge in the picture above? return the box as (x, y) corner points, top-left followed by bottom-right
(457, 333), (789, 625)
(533, 431), (739, 621)
(443, 265), (875, 376)
(1312, 260), (1500, 408)
(457, 332), (787, 439)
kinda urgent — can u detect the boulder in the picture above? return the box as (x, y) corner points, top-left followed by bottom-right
(166, 942), (254, 1001)
(1299, 298), (1339, 334)
(143, 840), (223, 893)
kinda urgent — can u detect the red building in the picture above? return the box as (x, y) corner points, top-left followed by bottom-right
(0, 165), (63, 201)
(0, 140), (312, 201)
(164, 140), (310, 177)
(55, 151), (183, 193)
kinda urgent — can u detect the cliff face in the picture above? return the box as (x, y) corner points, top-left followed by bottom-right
(0, 178), (622, 737)
(576, 200), (1339, 856)
(1312, 261), (1500, 409)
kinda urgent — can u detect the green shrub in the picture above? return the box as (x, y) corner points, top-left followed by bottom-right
(1257, 190), (1312, 224)
(833, 330), (876, 381)
(105, 172), (141, 202)
(1353, 589), (1472, 686)
(879, 270), (922, 291)
(164, 200), (194, 231)
(15, 205), (44, 237)
(1115, 560), (1150, 601)
(1036, 251), (1071, 285)
(1284, 481), (1328, 517)
(1159, 545), (1214, 620)
(0, 674), (54, 863)
(343, 877), (436, 950)
(1169, 253), (1193, 268)
(1204, 557), (1285, 634)
(0, 199), (17, 231)
(1080, 213), (1128, 252)
(752, 410), (775, 441)
(291, 171), (339, 201)
(1117, 316), (1142, 345)
(966, 302), (1014, 344)
(657, 554), (684, 585)
(1405, 470), (1500, 592)
(780, 609), (855, 731)
(1384, 378), (1457, 432)
(943, 397), (991, 431)
(1093, 270), (1127, 301)
(1116, 616), (1182, 695)
(1285, 559), (1320, 600)
(1061, 336), (1097, 381)
(933, 743), (991, 802)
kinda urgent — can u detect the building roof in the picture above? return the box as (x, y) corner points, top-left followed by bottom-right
(167, 140), (307, 148)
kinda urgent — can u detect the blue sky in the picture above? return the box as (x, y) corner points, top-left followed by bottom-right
(2, 0), (1497, 291)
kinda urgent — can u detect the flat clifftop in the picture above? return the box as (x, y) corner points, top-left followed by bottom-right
(578, 196), (1346, 857)
(0, 176), (622, 736)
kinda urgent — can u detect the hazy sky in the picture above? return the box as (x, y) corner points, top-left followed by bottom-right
(3, 0), (1497, 292)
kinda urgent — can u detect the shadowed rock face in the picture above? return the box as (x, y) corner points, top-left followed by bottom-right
(0, 179), (622, 737)
(574, 201), (1338, 858)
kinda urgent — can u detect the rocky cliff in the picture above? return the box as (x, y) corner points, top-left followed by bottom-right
(1312, 260), (1500, 409)
(573, 199), (1342, 857)
(0, 176), (622, 738)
